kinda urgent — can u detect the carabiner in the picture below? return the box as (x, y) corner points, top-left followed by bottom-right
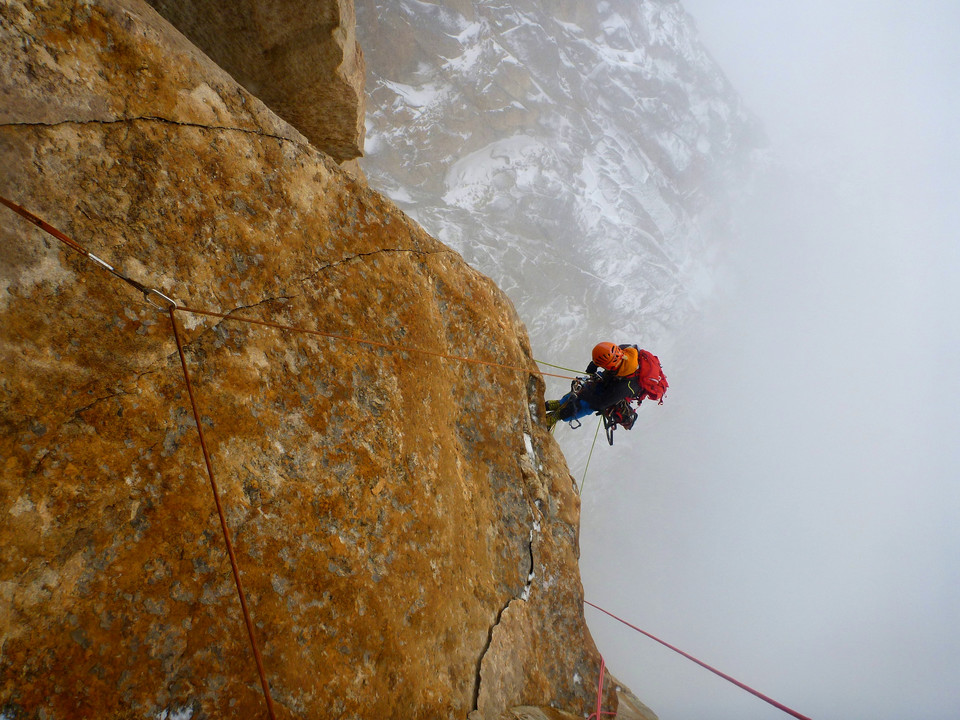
(144, 287), (177, 311)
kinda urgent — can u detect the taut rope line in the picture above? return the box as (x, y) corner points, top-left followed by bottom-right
(175, 305), (575, 380)
(4, 196), (812, 720)
(170, 308), (278, 720)
(584, 601), (813, 720)
(0, 195), (176, 309)
(2, 195), (276, 716)
(534, 358), (583, 375)
(577, 416), (603, 496)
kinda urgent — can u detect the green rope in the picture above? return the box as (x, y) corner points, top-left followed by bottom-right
(535, 358), (582, 375)
(578, 416), (603, 496)
(539, 355), (595, 495)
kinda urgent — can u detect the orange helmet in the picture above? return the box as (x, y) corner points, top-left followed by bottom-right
(592, 342), (623, 371)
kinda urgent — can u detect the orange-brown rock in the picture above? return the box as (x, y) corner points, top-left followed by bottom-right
(0, 1), (651, 719)
(497, 691), (658, 720)
(143, 0), (366, 163)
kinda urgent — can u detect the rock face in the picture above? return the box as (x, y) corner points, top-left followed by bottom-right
(0, 1), (642, 718)
(144, 0), (366, 163)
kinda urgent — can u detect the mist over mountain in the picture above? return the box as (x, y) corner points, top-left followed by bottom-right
(356, 5), (960, 720)
(355, 0), (766, 360)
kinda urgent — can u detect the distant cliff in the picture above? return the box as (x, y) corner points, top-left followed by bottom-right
(0, 1), (652, 718)
(355, 0), (766, 357)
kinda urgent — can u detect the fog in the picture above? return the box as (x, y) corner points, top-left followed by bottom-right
(573, 3), (960, 719)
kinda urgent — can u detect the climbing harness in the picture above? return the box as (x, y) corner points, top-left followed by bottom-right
(600, 400), (637, 446)
(553, 375), (638, 447)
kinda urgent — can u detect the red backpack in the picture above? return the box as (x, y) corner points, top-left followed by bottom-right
(634, 350), (668, 404)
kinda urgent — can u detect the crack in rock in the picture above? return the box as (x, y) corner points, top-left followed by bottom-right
(472, 521), (540, 713)
(294, 246), (458, 289)
(59, 362), (164, 425)
(470, 419), (547, 712)
(472, 593), (517, 713)
(170, 294), (292, 340)
(26, 365), (163, 477)
(520, 528), (536, 602)
(0, 115), (301, 147)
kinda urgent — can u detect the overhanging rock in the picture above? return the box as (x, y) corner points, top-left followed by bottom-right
(144, 0), (366, 163)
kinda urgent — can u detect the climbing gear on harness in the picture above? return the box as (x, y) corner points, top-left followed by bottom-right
(545, 374), (639, 440)
(604, 399), (637, 431)
(601, 400), (637, 445)
(570, 375), (591, 394)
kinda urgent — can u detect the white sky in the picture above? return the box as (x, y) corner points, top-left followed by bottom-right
(578, 2), (960, 719)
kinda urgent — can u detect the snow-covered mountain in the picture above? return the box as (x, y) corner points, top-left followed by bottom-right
(355, 0), (765, 364)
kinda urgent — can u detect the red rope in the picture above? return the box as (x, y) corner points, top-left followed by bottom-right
(584, 601), (812, 720)
(1, 195), (575, 382)
(1, 195), (87, 254)
(170, 308), (278, 720)
(3, 196), (279, 715)
(176, 304), (575, 380)
(592, 654), (606, 720)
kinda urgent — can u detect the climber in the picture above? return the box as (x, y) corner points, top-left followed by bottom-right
(545, 342), (668, 434)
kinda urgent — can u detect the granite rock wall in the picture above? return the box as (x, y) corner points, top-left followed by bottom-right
(0, 1), (647, 718)
(144, 0), (365, 163)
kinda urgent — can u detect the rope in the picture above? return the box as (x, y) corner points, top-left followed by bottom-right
(0, 194), (575, 380)
(591, 654), (606, 720)
(176, 305), (575, 380)
(587, 654), (616, 718)
(578, 416), (603, 496)
(584, 601), (813, 720)
(0, 196), (176, 310)
(170, 308), (278, 720)
(535, 358), (582, 374)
